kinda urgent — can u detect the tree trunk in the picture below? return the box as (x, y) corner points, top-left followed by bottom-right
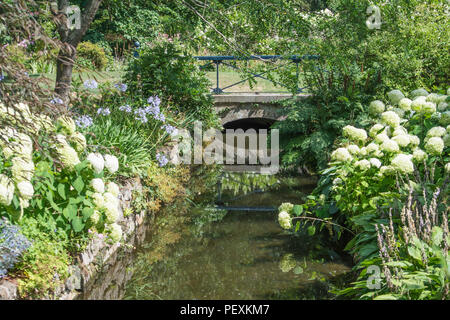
(55, 47), (76, 99)
(54, 0), (103, 101)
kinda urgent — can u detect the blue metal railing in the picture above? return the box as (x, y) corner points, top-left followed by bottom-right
(194, 54), (319, 94)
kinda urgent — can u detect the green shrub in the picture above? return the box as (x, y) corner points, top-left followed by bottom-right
(76, 41), (109, 71)
(274, 94), (372, 172)
(123, 40), (219, 128)
(279, 87), (449, 299)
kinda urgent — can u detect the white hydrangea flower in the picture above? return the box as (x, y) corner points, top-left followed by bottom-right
(103, 192), (119, 208)
(392, 134), (410, 147)
(381, 111), (401, 128)
(412, 148), (427, 162)
(410, 88), (429, 99)
(398, 98), (412, 111)
(91, 178), (105, 193)
(92, 192), (105, 209)
(104, 154), (119, 174)
(391, 154), (414, 174)
(411, 96), (426, 112)
(422, 102), (436, 115)
(438, 102), (448, 112)
(37, 114), (54, 132)
(446, 163), (450, 174)
(408, 135), (420, 147)
(360, 147), (367, 156)
(443, 134), (450, 147)
(57, 144), (80, 170)
(346, 144), (360, 155)
(69, 132), (86, 153)
(375, 133), (390, 144)
(332, 177), (343, 185)
(427, 126), (446, 138)
(369, 100), (385, 115)
(107, 223), (123, 242)
(17, 180), (34, 200)
(0, 174), (14, 206)
(57, 115), (76, 135)
(426, 93), (441, 104)
(89, 210), (101, 225)
(87, 153), (104, 174)
(369, 158), (382, 168)
(447, 125), (450, 134)
(106, 182), (120, 197)
(392, 126), (407, 137)
(343, 125), (367, 142)
(425, 137), (444, 155)
(331, 148), (352, 162)
(11, 157), (34, 182)
(440, 111), (450, 126)
(104, 202), (119, 224)
(366, 142), (380, 154)
(381, 139), (400, 153)
(278, 211), (292, 230)
(369, 124), (384, 138)
(387, 90), (405, 105)
(391, 107), (405, 119)
(355, 159), (371, 171)
(379, 165), (395, 176)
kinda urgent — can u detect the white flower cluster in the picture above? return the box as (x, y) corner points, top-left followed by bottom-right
(330, 88), (449, 179)
(87, 153), (119, 175)
(343, 125), (367, 142)
(0, 125), (35, 210)
(278, 211), (292, 230)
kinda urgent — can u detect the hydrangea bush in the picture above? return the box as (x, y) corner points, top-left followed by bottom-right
(276, 87), (449, 299)
(0, 101), (124, 246)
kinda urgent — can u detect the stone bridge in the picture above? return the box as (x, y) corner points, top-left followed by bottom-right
(213, 93), (311, 128)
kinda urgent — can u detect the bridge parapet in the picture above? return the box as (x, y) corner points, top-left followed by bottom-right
(213, 93), (311, 125)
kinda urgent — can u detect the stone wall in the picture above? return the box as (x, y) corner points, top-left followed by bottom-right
(0, 178), (150, 300)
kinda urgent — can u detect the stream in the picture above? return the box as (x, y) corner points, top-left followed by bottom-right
(114, 172), (352, 300)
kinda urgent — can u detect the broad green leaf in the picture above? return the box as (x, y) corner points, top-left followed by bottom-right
(307, 225), (316, 236)
(293, 266), (304, 274)
(72, 217), (84, 233)
(292, 205), (303, 215)
(57, 183), (66, 200)
(73, 176), (85, 193)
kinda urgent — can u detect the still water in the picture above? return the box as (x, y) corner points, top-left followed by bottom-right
(121, 174), (352, 300)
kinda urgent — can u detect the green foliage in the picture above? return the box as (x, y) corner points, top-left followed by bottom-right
(15, 216), (70, 299)
(274, 94), (372, 171)
(123, 40), (219, 128)
(76, 41), (109, 71)
(83, 117), (154, 177)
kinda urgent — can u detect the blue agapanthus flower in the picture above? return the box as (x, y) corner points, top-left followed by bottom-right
(114, 83), (128, 92)
(161, 124), (177, 135)
(0, 218), (32, 278)
(75, 115), (93, 128)
(97, 107), (111, 116)
(156, 153), (169, 167)
(50, 97), (64, 105)
(119, 104), (132, 113)
(147, 95), (161, 107)
(83, 79), (98, 90)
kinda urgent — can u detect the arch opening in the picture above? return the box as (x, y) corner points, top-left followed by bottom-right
(222, 117), (276, 131)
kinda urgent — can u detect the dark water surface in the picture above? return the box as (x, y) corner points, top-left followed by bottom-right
(120, 175), (352, 300)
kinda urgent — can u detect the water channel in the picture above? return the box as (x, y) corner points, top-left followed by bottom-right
(81, 170), (352, 300)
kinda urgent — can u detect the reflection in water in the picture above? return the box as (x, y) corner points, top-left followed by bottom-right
(121, 174), (352, 300)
